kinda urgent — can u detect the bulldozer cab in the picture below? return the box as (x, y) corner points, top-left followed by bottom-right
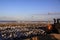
(54, 18), (60, 24)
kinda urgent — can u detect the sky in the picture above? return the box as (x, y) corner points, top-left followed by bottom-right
(0, 0), (60, 21)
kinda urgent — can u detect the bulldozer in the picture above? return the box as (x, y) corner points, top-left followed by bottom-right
(46, 18), (60, 34)
(53, 18), (60, 33)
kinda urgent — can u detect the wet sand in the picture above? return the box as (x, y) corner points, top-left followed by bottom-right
(50, 34), (60, 40)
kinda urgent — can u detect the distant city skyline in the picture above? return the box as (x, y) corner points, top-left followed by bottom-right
(0, 0), (60, 21)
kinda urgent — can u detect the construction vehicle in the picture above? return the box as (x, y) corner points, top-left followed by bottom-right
(53, 18), (60, 33)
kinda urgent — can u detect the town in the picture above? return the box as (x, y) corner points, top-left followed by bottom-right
(0, 18), (60, 40)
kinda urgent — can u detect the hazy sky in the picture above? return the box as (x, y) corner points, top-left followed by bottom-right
(0, 0), (60, 21)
